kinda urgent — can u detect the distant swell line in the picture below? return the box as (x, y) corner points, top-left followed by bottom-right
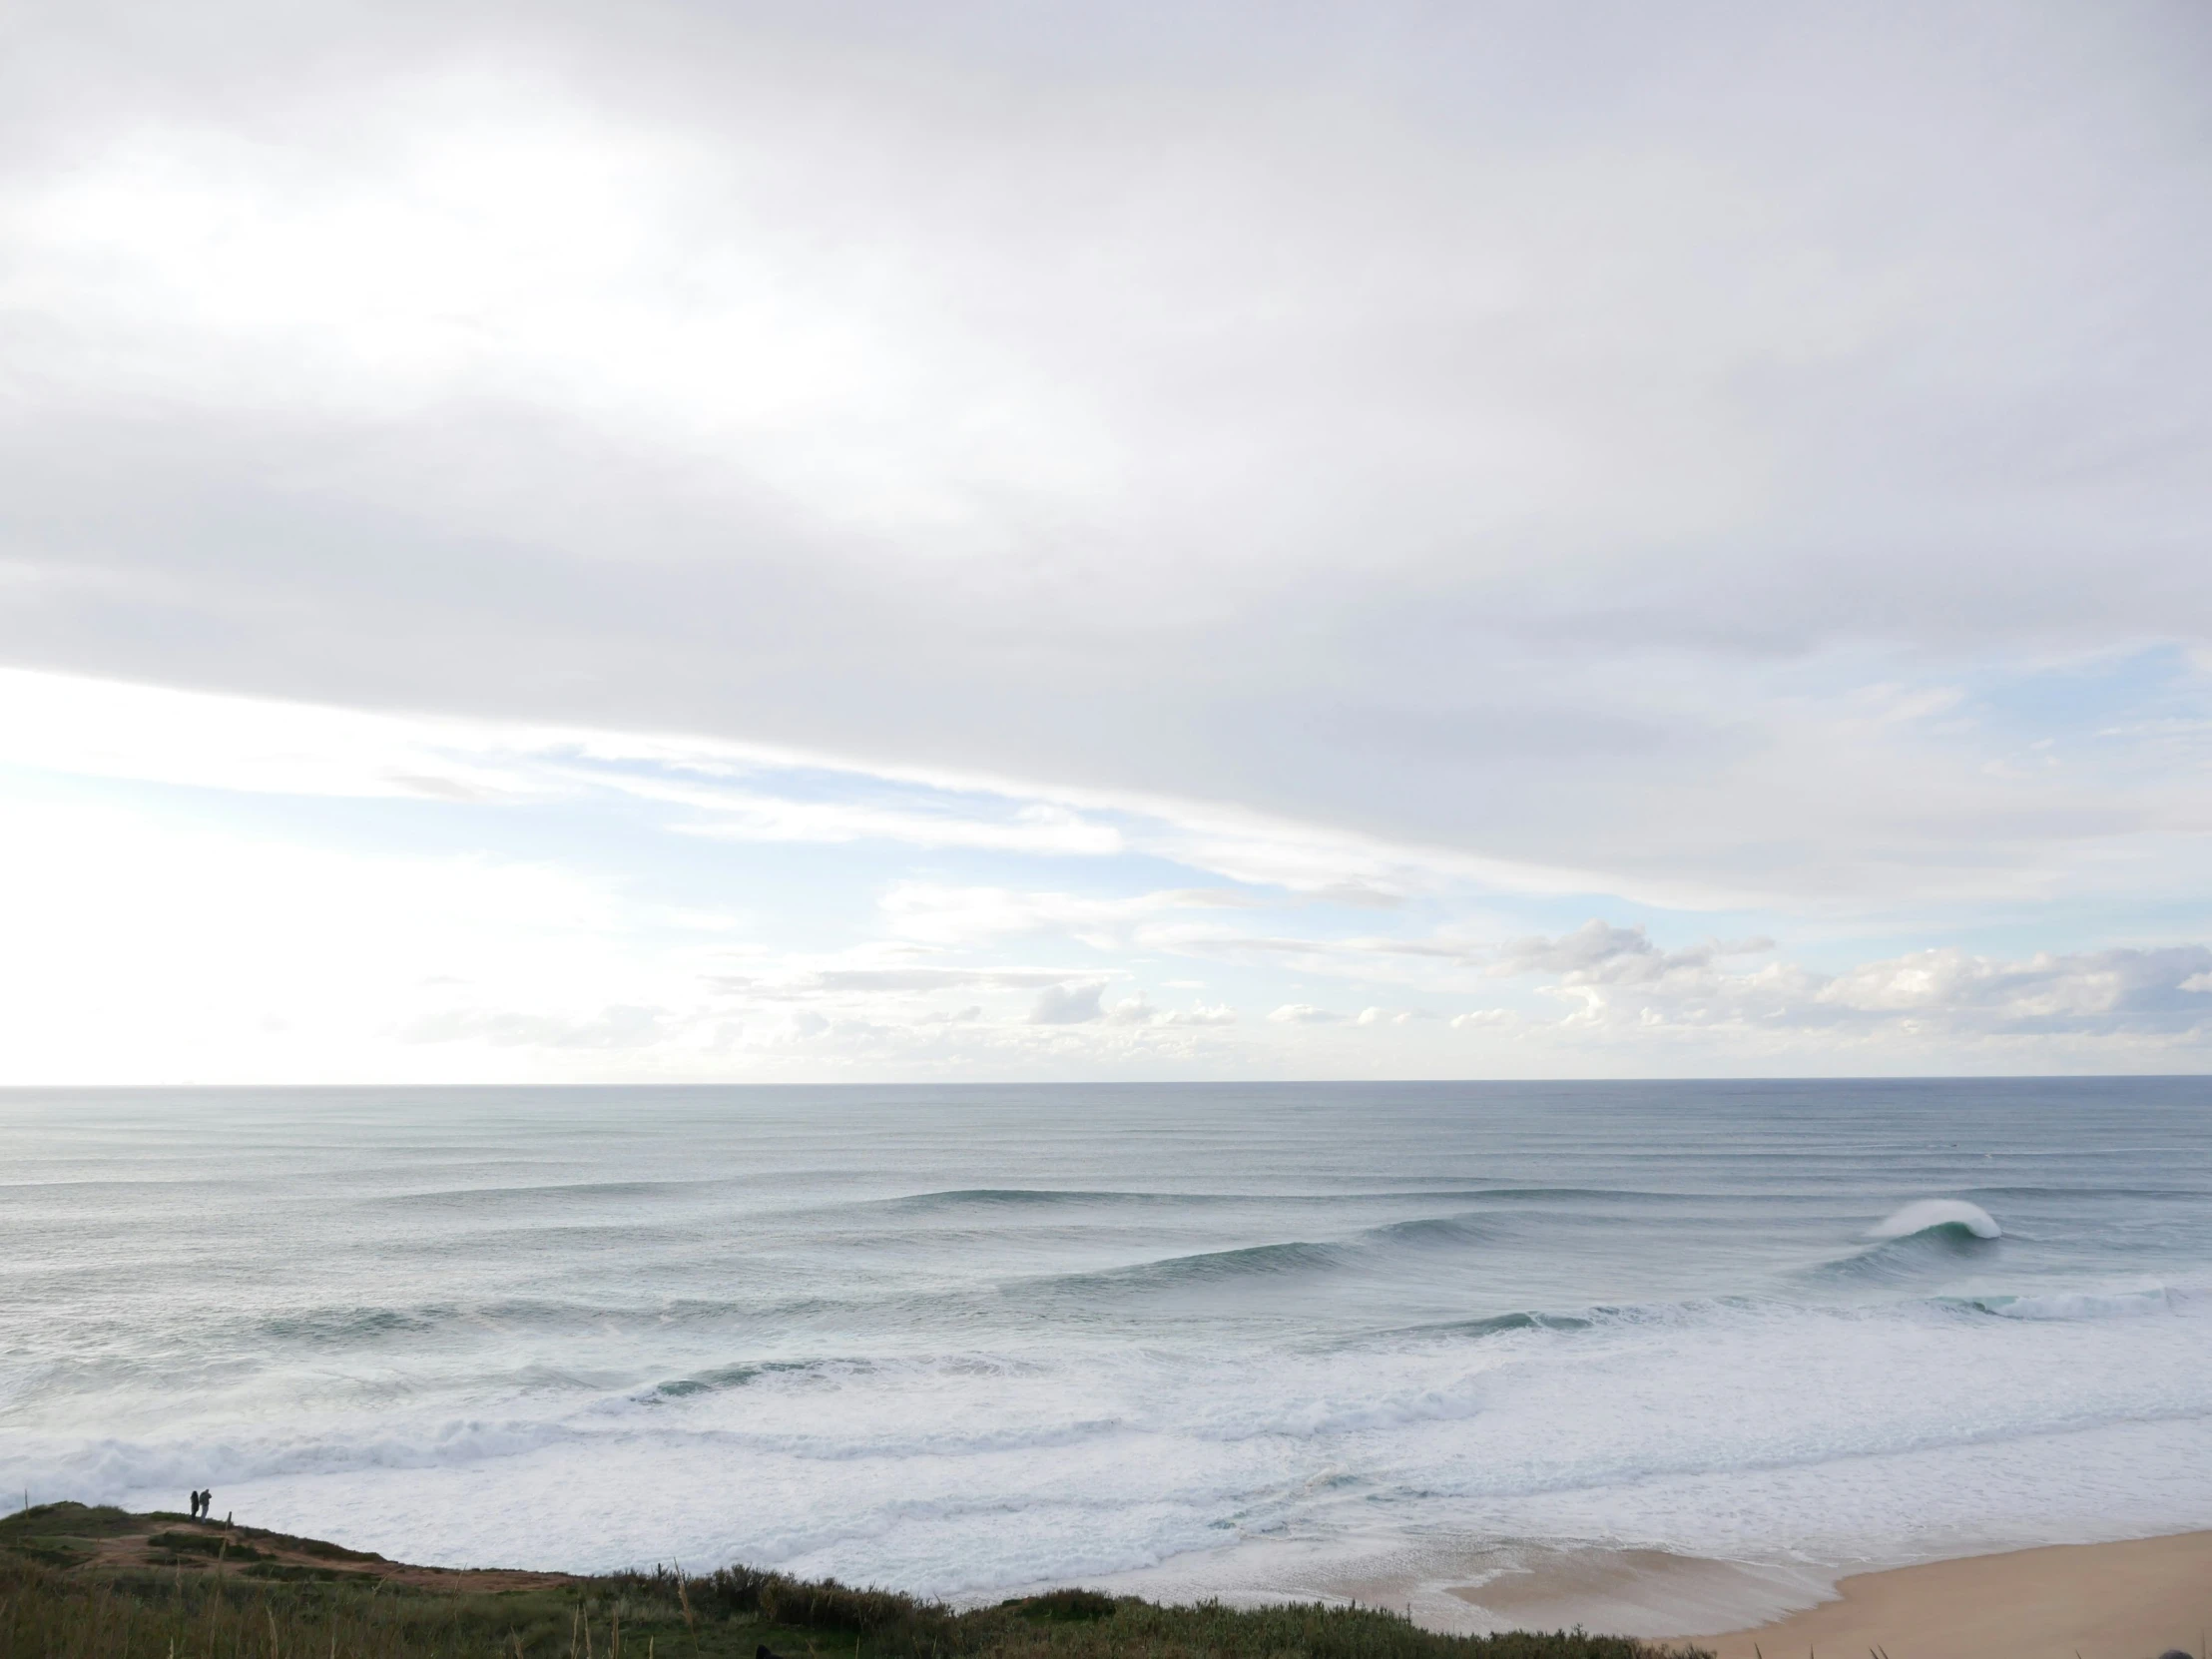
(376, 1179), (726, 1208)
(879, 1189), (1239, 1212)
(878, 1185), (1712, 1213)
(1020, 1240), (1351, 1295)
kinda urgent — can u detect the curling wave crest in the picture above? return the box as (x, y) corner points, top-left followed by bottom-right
(1869, 1199), (2004, 1241)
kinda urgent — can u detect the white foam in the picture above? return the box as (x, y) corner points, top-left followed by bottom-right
(1869, 1198), (2001, 1240)
(1972, 1287), (2186, 1321)
(34, 1291), (2212, 1596)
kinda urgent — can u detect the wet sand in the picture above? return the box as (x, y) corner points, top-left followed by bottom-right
(1434, 1546), (1828, 1638)
(1695, 1531), (2212, 1659)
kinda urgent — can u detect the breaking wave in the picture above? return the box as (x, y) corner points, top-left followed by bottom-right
(1954, 1287), (2192, 1322)
(1869, 1199), (2002, 1241)
(1807, 1201), (2004, 1284)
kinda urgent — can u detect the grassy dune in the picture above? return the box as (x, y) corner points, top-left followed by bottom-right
(0, 1503), (1700, 1659)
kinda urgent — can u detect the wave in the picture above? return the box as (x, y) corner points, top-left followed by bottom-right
(1950, 1287), (2192, 1322)
(1027, 1239), (1353, 1296)
(375, 1180), (721, 1209)
(1354, 1214), (1497, 1249)
(1869, 1199), (2002, 1241)
(1796, 1202), (2005, 1285)
(253, 1295), (851, 1348)
(1399, 1310), (1597, 1339)
(1812, 1216), (2002, 1284)
(649, 1358), (842, 1398)
(881, 1185), (1700, 1215)
(1957, 1186), (2202, 1202)
(260, 1307), (449, 1345)
(883, 1188), (1229, 1211)
(1022, 1212), (1509, 1298)
(1816, 1235), (1999, 1284)
(1365, 1187), (1706, 1208)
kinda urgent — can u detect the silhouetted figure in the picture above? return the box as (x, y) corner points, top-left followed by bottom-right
(758, 1645), (789, 1659)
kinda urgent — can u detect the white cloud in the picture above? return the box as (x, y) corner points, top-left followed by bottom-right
(2, 751), (2202, 1081)
(1813, 946), (2212, 1034)
(877, 882), (1247, 949)
(0, 0), (2208, 1085)
(1493, 920), (1776, 981)
(1029, 982), (1107, 1025)
(0, 666), (1138, 859)
(1451, 1009), (1517, 1030)
(0, 668), (1598, 898)
(402, 1004), (669, 1050)
(8, 7), (2208, 932)
(0, 665), (550, 803)
(667, 793), (1123, 857)
(1162, 1003), (1238, 1027)
(0, 791), (686, 1083)
(1483, 926), (2212, 1044)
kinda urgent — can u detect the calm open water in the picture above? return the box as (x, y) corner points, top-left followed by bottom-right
(3, 1080), (2209, 1615)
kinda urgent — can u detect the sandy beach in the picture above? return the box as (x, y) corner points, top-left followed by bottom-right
(1254, 1528), (2212, 1651)
(1696, 1532), (2212, 1659)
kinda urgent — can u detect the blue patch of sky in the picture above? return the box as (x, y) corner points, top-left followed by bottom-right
(1966, 642), (2204, 734)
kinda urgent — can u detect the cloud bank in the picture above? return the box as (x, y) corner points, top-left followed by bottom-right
(0, 3), (2207, 1079)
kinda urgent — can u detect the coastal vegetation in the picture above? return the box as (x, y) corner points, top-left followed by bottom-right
(0, 1504), (1699, 1659)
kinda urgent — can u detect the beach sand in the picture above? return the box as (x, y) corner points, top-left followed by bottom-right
(1101, 1529), (2211, 1655)
(1432, 1546), (1828, 1638)
(1694, 1532), (2212, 1659)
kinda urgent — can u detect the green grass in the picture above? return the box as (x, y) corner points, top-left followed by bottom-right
(0, 1502), (1704, 1659)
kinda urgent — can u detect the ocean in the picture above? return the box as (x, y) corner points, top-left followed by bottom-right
(4, 1080), (2209, 1631)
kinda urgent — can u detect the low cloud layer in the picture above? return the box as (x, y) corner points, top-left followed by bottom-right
(1486, 928), (2212, 1045)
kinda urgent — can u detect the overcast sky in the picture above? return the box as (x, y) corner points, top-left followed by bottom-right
(2, 1), (2209, 1081)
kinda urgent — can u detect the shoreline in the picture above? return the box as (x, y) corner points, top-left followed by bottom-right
(1230, 1529), (2212, 1652)
(1692, 1531), (2212, 1659)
